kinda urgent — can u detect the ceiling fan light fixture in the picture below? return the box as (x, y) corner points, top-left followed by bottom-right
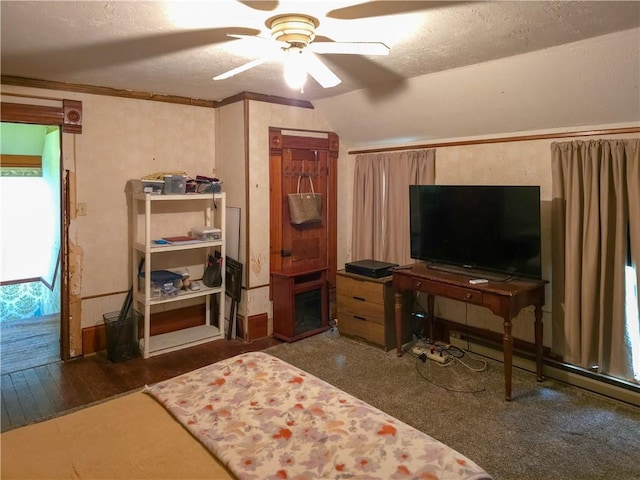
(267, 14), (319, 47)
(283, 47), (307, 90)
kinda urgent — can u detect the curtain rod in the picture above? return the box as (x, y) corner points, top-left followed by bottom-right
(348, 126), (640, 155)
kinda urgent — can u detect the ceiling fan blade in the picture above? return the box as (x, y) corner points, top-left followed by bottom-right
(213, 56), (271, 81)
(305, 53), (341, 88)
(235, 0), (279, 11)
(326, 1), (461, 20)
(227, 34), (271, 42)
(309, 41), (389, 56)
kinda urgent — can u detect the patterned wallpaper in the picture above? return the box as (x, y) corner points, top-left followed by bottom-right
(0, 280), (60, 321)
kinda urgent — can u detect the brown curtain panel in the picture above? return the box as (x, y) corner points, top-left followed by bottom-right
(352, 149), (435, 265)
(551, 139), (639, 381)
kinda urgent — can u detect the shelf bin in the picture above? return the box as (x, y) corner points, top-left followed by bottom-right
(103, 310), (141, 362)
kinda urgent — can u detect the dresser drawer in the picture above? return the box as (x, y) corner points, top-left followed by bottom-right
(337, 294), (385, 325)
(413, 278), (483, 305)
(338, 313), (385, 345)
(336, 270), (409, 351)
(336, 274), (385, 305)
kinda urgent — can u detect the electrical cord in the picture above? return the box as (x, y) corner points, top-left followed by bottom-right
(413, 356), (486, 394)
(407, 339), (488, 393)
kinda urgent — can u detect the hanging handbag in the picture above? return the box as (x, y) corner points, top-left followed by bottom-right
(287, 175), (323, 225)
(203, 252), (223, 287)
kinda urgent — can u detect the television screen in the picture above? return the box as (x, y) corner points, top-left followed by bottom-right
(409, 185), (542, 280)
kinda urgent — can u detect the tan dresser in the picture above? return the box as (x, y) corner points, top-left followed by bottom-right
(336, 270), (412, 351)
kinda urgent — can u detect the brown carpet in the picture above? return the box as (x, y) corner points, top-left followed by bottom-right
(265, 331), (640, 480)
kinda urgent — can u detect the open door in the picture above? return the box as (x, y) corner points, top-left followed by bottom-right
(1, 99), (82, 361)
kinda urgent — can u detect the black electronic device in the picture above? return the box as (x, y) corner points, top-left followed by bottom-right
(345, 259), (399, 278)
(409, 185), (542, 280)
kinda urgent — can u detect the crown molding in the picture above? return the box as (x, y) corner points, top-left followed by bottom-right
(1, 75), (217, 108)
(216, 91), (314, 109)
(1, 76), (315, 110)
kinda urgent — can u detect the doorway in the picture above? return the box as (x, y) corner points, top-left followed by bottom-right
(0, 122), (62, 374)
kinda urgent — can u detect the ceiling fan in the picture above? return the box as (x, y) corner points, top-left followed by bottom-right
(212, 13), (390, 90)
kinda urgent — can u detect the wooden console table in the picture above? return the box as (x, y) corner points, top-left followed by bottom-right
(393, 263), (547, 401)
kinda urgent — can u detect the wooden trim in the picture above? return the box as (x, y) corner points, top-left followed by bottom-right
(82, 304), (206, 355)
(0, 154), (42, 168)
(245, 312), (269, 342)
(244, 99), (251, 288)
(61, 169), (71, 360)
(1, 101), (63, 125)
(0, 277), (42, 286)
(217, 91), (314, 109)
(349, 127), (640, 154)
(2, 75), (217, 108)
(2, 76), (316, 110)
(81, 290), (129, 301)
(62, 99), (83, 134)
(0, 275), (60, 291)
(246, 283), (271, 290)
(1, 99), (83, 135)
(327, 133), (338, 287)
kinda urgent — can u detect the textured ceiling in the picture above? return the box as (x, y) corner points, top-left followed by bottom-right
(2, 1), (639, 103)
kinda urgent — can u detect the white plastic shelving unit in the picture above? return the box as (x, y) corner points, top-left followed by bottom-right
(131, 191), (225, 358)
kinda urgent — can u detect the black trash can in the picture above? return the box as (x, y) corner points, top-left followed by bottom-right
(103, 310), (141, 362)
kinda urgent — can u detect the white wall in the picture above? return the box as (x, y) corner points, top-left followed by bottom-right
(314, 28), (640, 149)
(333, 130), (639, 349)
(1, 85), (216, 356)
(3, 20), (638, 352)
(310, 28), (640, 350)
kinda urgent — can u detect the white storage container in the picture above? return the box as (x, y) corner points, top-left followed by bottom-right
(163, 175), (187, 194)
(141, 179), (164, 194)
(191, 226), (222, 241)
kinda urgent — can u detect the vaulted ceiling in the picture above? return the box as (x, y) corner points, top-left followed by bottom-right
(2, 1), (639, 147)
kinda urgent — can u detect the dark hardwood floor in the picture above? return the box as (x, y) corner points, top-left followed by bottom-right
(1, 336), (281, 433)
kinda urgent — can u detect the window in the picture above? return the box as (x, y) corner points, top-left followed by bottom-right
(626, 223), (640, 382)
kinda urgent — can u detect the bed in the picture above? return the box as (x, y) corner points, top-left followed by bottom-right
(1, 351), (492, 480)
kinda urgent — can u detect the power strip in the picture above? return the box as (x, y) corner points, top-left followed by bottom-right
(412, 346), (448, 363)
(426, 351), (447, 363)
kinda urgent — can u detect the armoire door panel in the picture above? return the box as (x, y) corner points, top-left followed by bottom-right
(291, 237), (321, 262)
(281, 148), (328, 272)
(269, 127), (337, 281)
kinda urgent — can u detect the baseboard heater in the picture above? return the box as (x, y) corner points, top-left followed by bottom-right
(448, 330), (640, 408)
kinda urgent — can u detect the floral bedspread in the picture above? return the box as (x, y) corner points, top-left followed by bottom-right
(145, 351), (492, 480)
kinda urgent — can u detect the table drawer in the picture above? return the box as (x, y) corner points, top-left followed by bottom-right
(336, 274), (385, 305)
(338, 313), (385, 345)
(337, 295), (385, 325)
(413, 278), (483, 305)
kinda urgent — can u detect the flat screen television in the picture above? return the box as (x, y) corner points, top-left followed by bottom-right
(409, 185), (542, 280)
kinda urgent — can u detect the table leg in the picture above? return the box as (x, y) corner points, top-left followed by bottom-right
(535, 304), (544, 382)
(503, 318), (513, 401)
(395, 292), (403, 357)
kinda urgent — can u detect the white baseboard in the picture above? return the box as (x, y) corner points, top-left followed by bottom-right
(448, 332), (640, 407)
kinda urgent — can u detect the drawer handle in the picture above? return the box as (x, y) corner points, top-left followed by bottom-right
(352, 296), (366, 302)
(465, 293), (473, 300)
(353, 315), (366, 321)
(416, 281), (421, 288)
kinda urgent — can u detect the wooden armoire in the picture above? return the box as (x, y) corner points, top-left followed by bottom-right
(269, 127), (338, 341)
